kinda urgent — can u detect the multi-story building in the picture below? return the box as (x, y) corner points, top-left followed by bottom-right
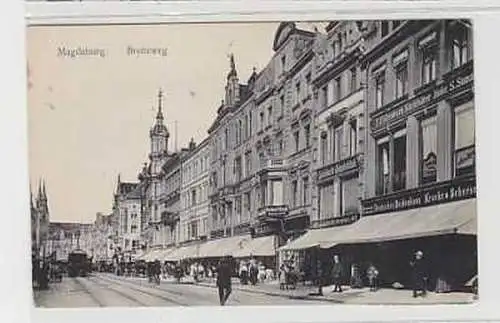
(92, 212), (113, 262)
(359, 19), (475, 289)
(281, 19), (476, 290)
(113, 175), (142, 254)
(180, 138), (210, 243)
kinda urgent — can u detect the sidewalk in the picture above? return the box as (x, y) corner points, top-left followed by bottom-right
(101, 273), (476, 305)
(196, 279), (476, 305)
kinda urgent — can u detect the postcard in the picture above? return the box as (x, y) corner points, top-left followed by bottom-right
(27, 17), (478, 309)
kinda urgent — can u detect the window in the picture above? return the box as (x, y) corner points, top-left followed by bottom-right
(349, 119), (357, 156)
(244, 115), (249, 139)
(451, 24), (471, 69)
(342, 178), (359, 215)
(350, 67), (357, 93)
(454, 104), (475, 176)
(291, 180), (298, 207)
(249, 112), (253, 136)
(295, 81), (301, 105)
(334, 126), (343, 161)
(234, 156), (242, 182)
(267, 106), (273, 126)
(281, 55), (286, 73)
(305, 73), (312, 94)
(238, 119), (243, 144)
(225, 128), (229, 150)
(377, 142), (390, 195)
(375, 73), (385, 109)
(131, 225), (137, 234)
(259, 111), (264, 131)
(294, 131), (300, 152)
(422, 46), (437, 85)
(320, 132), (328, 164)
(395, 62), (408, 98)
(334, 76), (341, 102)
(393, 135), (407, 192)
(381, 21), (389, 37)
(302, 177), (309, 205)
(320, 85), (328, 109)
(277, 139), (284, 156)
(279, 95), (285, 115)
(304, 124), (311, 147)
(421, 116), (437, 184)
(245, 151), (252, 177)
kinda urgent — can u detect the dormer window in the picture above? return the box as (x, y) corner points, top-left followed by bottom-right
(381, 21), (389, 37)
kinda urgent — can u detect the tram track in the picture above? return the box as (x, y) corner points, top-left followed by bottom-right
(71, 277), (105, 307)
(86, 277), (152, 307)
(98, 274), (214, 303)
(90, 274), (189, 306)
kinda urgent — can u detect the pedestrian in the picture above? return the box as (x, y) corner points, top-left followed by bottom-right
(410, 250), (428, 298)
(366, 263), (379, 292)
(239, 261), (248, 285)
(249, 258), (258, 286)
(279, 263), (287, 290)
(331, 255), (343, 293)
(216, 255), (233, 306)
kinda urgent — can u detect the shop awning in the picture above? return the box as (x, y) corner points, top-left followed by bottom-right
(164, 244), (202, 262)
(143, 249), (164, 262)
(232, 235), (276, 258)
(279, 225), (352, 251)
(197, 235), (251, 258)
(320, 198), (477, 249)
(279, 198), (476, 251)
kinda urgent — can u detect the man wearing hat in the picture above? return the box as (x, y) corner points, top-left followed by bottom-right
(410, 250), (428, 298)
(216, 254), (233, 306)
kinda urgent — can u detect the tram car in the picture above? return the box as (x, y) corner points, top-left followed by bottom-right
(67, 249), (90, 277)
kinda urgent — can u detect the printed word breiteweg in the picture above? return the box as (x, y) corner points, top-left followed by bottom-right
(126, 46), (168, 57)
(57, 46), (106, 58)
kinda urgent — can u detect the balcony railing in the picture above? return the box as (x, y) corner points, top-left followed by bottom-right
(257, 205), (289, 220)
(259, 158), (286, 170)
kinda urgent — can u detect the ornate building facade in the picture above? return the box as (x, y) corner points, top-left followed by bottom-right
(180, 138), (210, 243)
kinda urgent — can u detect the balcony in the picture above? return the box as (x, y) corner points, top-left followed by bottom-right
(257, 205), (289, 221)
(310, 212), (360, 229)
(259, 158), (287, 174)
(161, 211), (179, 226)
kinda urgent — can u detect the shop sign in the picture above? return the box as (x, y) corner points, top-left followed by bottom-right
(362, 175), (476, 216)
(317, 155), (359, 182)
(371, 68), (473, 131)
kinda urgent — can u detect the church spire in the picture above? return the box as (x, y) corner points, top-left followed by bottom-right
(227, 53), (237, 79)
(156, 88), (164, 122)
(42, 180), (47, 200)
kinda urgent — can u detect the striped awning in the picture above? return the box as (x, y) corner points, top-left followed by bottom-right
(280, 198), (477, 251)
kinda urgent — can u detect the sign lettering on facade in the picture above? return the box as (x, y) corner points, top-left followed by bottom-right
(371, 69), (473, 131)
(362, 176), (476, 215)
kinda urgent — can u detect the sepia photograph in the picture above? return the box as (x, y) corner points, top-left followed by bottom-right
(27, 19), (477, 308)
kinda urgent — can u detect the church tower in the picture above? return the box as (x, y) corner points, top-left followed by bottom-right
(225, 53), (240, 108)
(149, 89), (170, 176)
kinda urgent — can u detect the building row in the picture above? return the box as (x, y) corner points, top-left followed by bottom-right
(112, 20), (476, 290)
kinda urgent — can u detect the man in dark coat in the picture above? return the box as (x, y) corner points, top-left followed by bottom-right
(216, 255), (233, 306)
(332, 255), (343, 293)
(410, 250), (427, 297)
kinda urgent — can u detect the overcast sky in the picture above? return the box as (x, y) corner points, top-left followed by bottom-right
(27, 22), (325, 223)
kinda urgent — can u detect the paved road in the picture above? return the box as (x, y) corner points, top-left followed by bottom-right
(34, 273), (328, 307)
